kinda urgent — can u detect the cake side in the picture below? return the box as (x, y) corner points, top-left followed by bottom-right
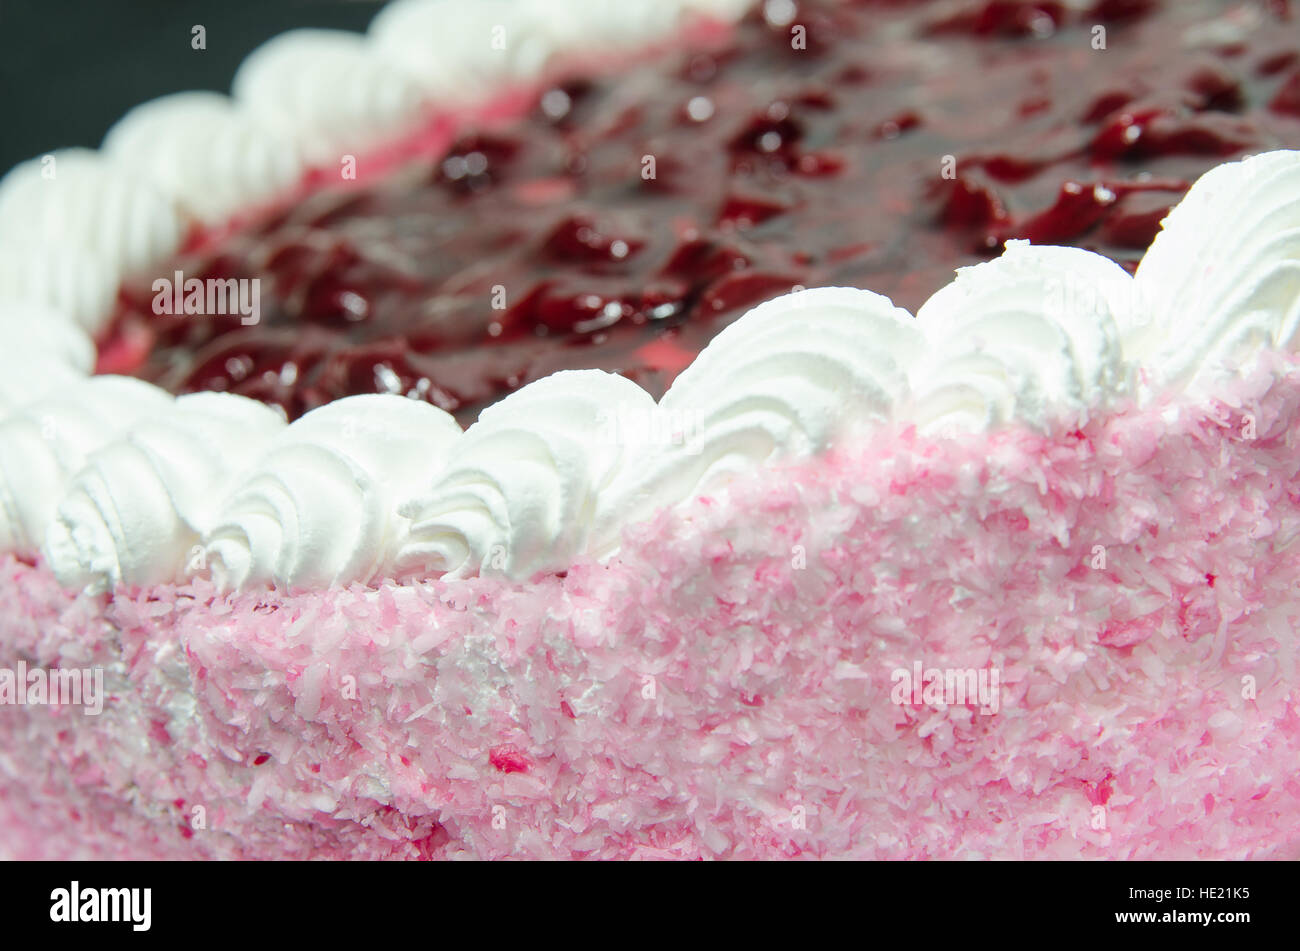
(3, 349), (1297, 860)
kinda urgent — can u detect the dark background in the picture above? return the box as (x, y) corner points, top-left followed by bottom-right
(0, 0), (386, 173)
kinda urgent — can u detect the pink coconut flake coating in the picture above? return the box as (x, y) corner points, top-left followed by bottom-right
(3, 351), (1300, 859)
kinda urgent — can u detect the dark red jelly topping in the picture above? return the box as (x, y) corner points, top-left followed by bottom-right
(111, 0), (1300, 424)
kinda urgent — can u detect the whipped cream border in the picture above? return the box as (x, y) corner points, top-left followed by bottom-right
(0, 0), (1297, 592)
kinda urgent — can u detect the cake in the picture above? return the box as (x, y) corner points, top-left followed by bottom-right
(2, 0), (1300, 859)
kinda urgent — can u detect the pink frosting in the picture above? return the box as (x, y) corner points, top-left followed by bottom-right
(3, 350), (1300, 859)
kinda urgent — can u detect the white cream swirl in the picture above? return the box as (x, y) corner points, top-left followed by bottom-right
(593, 287), (920, 551)
(0, 149), (184, 293)
(43, 393), (286, 593)
(909, 241), (1131, 434)
(102, 92), (305, 225)
(1134, 150), (1300, 387)
(232, 29), (426, 166)
(203, 395), (462, 591)
(0, 377), (174, 555)
(686, 0), (755, 18)
(397, 370), (657, 580)
(368, 0), (557, 95)
(0, 240), (118, 334)
(0, 302), (96, 414)
(524, 0), (692, 52)
(0, 301), (95, 374)
(0, 362), (86, 419)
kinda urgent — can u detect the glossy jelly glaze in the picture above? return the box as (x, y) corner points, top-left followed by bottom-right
(107, 0), (1300, 425)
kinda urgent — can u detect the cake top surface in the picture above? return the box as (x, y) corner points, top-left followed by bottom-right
(0, 0), (1298, 593)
